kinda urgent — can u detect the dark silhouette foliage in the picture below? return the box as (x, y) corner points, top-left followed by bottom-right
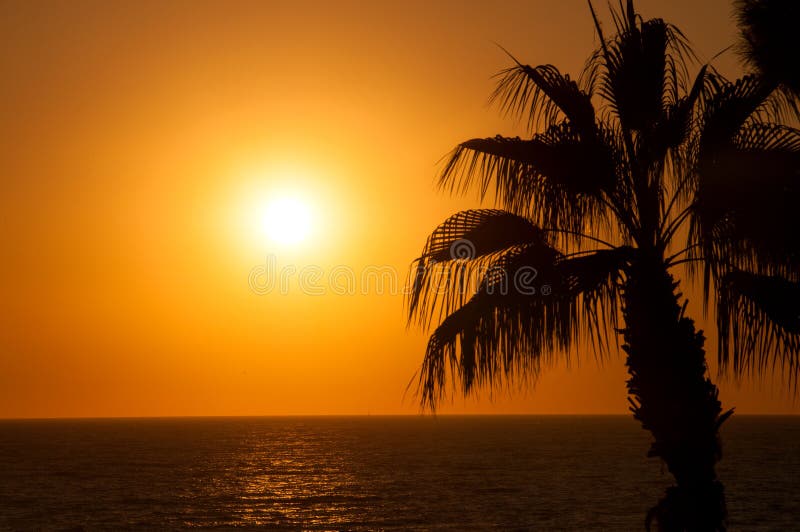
(408, 1), (800, 529)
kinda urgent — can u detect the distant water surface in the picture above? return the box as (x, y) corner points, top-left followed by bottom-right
(0, 416), (797, 530)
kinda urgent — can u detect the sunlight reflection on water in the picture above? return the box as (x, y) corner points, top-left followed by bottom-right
(0, 416), (797, 530)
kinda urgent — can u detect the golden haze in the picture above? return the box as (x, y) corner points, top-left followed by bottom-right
(1, 0), (796, 417)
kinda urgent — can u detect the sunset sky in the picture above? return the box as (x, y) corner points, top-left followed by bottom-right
(2, 0), (797, 417)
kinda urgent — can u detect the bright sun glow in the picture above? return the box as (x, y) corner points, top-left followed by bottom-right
(260, 195), (314, 245)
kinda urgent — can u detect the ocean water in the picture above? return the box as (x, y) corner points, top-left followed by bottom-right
(0, 416), (797, 530)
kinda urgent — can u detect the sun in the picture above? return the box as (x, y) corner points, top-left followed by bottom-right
(260, 195), (314, 246)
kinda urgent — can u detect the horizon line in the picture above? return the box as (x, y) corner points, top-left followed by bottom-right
(2, 413), (799, 421)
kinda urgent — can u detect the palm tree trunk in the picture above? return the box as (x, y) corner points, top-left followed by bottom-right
(622, 252), (730, 531)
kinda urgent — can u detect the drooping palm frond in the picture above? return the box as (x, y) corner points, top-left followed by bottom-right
(490, 62), (596, 134)
(692, 122), (800, 281)
(558, 246), (633, 350)
(736, 0), (800, 105)
(697, 73), (774, 153)
(408, 209), (546, 327)
(735, 122), (800, 151)
(688, 74), (800, 294)
(717, 270), (800, 383)
(412, 209), (545, 264)
(417, 245), (632, 409)
(439, 121), (622, 235)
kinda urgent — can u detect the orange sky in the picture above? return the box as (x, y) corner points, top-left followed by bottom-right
(2, 0), (797, 417)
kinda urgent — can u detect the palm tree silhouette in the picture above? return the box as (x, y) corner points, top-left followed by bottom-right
(407, 1), (800, 529)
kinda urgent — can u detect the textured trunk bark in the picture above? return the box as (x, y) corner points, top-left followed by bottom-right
(622, 253), (730, 531)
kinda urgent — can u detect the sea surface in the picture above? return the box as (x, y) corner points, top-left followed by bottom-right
(0, 416), (797, 530)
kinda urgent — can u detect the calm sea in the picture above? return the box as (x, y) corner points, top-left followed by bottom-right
(0, 416), (797, 530)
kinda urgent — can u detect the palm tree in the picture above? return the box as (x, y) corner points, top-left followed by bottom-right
(407, 1), (800, 529)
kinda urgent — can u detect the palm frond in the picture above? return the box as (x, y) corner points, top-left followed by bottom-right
(408, 209), (546, 328)
(735, 122), (800, 150)
(490, 62), (596, 134)
(417, 246), (632, 410)
(652, 65), (708, 156)
(439, 121), (622, 235)
(693, 123), (800, 281)
(646, 65), (709, 213)
(717, 270), (800, 383)
(736, 0), (800, 101)
(592, 10), (694, 133)
(559, 246), (632, 350)
(697, 73), (774, 152)
(648, 65), (708, 217)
